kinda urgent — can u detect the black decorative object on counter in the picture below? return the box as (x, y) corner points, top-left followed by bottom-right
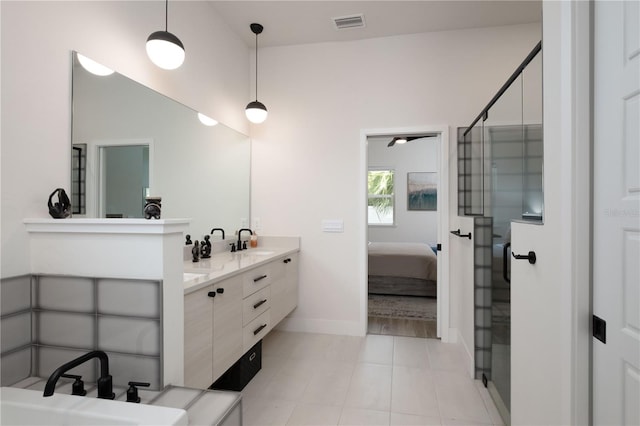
(48, 188), (72, 219)
(144, 197), (162, 219)
(192, 240), (200, 263)
(201, 235), (212, 259)
(185, 234), (193, 245)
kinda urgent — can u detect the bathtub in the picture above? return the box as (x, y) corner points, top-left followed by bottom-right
(0, 387), (188, 425)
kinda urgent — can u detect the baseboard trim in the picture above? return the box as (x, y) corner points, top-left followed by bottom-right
(457, 328), (475, 378)
(274, 317), (364, 336)
(445, 327), (458, 343)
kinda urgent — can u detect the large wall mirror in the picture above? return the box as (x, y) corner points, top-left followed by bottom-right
(71, 51), (250, 239)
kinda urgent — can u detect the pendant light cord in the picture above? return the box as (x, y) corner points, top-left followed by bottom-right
(255, 32), (259, 101)
(165, 0), (168, 31)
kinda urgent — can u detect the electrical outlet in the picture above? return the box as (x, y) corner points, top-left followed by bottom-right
(252, 217), (262, 231)
(240, 218), (248, 228)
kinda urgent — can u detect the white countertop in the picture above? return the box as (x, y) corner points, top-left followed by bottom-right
(183, 236), (300, 294)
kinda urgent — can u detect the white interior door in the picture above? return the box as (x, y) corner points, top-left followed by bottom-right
(593, 1), (640, 425)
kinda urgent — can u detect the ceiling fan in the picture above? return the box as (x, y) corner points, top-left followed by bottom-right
(387, 134), (438, 147)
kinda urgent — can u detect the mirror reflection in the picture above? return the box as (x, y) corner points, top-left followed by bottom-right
(71, 52), (251, 238)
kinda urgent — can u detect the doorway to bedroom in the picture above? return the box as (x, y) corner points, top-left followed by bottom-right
(365, 129), (445, 339)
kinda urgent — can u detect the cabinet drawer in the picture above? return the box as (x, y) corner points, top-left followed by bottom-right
(243, 286), (271, 326)
(242, 265), (272, 297)
(243, 310), (270, 352)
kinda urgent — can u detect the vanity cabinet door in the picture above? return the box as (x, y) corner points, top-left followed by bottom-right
(283, 253), (299, 318)
(271, 254), (299, 327)
(184, 285), (214, 389)
(212, 276), (243, 381)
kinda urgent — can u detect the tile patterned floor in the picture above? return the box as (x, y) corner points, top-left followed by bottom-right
(241, 331), (505, 426)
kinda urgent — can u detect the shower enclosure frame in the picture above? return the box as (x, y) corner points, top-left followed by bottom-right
(458, 41), (543, 424)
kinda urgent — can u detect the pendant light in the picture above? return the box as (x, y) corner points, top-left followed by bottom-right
(245, 23), (268, 124)
(146, 0), (185, 70)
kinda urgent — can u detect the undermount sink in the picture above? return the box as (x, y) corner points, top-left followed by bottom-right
(246, 250), (274, 256)
(0, 387), (188, 425)
(183, 272), (207, 282)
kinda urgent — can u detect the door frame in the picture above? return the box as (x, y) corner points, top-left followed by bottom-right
(568, 1), (592, 424)
(88, 138), (155, 218)
(360, 125), (451, 341)
(533, 1), (592, 423)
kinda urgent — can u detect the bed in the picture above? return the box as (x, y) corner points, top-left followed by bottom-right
(368, 242), (437, 297)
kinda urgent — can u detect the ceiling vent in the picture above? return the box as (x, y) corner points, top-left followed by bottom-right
(332, 14), (365, 30)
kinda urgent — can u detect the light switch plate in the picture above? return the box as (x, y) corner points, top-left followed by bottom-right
(322, 219), (344, 233)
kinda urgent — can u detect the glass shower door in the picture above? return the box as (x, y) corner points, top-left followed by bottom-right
(459, 42), (543, 425)
(483, 74), (524, 418)
(483, 49), (543, 421)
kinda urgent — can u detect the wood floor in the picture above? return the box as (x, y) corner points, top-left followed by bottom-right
(367, 316), (437, 338)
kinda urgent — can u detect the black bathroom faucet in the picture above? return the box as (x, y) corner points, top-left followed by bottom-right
(43, 350), (115, 399)
(237, 228), (253, 251)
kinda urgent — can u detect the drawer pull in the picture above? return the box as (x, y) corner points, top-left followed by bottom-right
(207, 291), (216, 298)
(249, 352), (256, 362)
(253, 299), (267, 309)
(283, 258), (291, 263)
(253, 324), (267, 335)
(216, 288), (224, 294)
(253, 275), (268, 283)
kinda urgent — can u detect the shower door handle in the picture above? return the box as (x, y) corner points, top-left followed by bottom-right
(503, 243), (511, 284)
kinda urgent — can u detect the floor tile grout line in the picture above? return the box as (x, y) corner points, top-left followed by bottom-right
(389, 335), (396, 417)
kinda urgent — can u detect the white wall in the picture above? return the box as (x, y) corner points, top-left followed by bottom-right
(367, 136), (438, 244)
(1, 1), (250, 278)
(251, 23), (542, 336)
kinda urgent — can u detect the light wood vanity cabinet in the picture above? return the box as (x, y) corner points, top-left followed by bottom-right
(212, 277), (243, 380)
(184, 285), (214, 389)
(270, 253), (299, 326)
(184, 253), (298, 389)
(184, 276), (243, 389)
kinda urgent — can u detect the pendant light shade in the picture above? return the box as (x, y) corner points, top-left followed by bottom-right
(245, 100), (268, 124)
(246, 23), (267, 124)
(146, 0), (184, 70)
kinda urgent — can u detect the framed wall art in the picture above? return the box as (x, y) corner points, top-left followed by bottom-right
(407, 172), (437, 211)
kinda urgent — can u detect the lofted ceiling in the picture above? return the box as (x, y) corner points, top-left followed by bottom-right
(208, 1), (542, 48)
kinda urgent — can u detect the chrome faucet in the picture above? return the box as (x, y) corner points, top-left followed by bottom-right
(43, 350), (115, 399)
(210, 228), (225, 240)
(237, 228), (253, 251)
